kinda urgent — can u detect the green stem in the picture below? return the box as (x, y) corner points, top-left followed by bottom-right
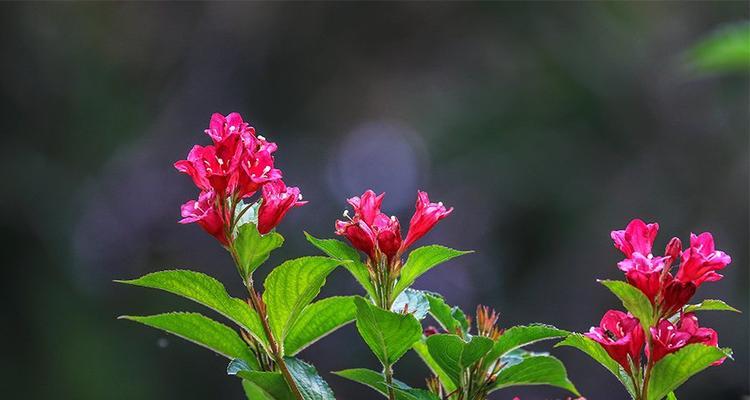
(228, 242), (304, 400)
(383, 364), (396, 400)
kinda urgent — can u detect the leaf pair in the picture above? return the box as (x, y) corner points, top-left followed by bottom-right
(305, 233), (470, 301)
(117, 256), (358, 399)
(414, 325), (577, 396)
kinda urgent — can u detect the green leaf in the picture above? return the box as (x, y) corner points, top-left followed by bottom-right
(235, 222), (284, 278)
(333, 369), (437, 400)
(412, 340), (457, 393)
(304, 233), (377, 299)
(555, 333), (635, 397)
(391, 289), (430, 320)
(425, 334), (494, 386)
(393, 246), (471, 297)
(646, 344), (732, 400)
(667, 392), (678, 400)
(354, 297), (422, 366)
(423, 292), (461, 334)
(263, 256), (343, 346)
(239, 372), (295, 400)
(120, 312), (256, 368)
(285, 357), (335, 400)
(600, 280), (655, 331)
(231, 358), (295, 400)
(484, 324), (568, 366)
(391, 388), (441, 400)
(683, 299), (741, 314)
(116, 270), (267, 347)
(284, 296), (358, 356)
(686, 22), (750, 73)
(490, 355), (579, 396)
(333, 368), (411, 398)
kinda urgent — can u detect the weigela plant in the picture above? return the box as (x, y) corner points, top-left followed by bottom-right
(308, 190), (579, 400)
(118, 114), (736, 400)
(558, 219), (739, 400)
(119, 112), (343, 399)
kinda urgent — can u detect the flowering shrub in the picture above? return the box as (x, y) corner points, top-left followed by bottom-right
(558, 219), (738, 400)
(118, 113), (737, 400)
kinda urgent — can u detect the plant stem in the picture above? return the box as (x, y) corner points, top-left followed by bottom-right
(383, 364), (396, 400)
(245, 277), (305, 400)
(228, 242), (304, 400)
(641, 357), (654, 400)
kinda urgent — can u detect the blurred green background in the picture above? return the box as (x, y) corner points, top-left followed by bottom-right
(1, 2), (747, 399)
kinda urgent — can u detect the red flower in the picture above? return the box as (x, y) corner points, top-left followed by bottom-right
(401, 191), (453, 251)
(585, 310), (644, 373)
(237, 136), (282, 198)
(611, 219), (659, 258)
(175, 112), (282, 199)
(335, 190), (451, 264)
(647, 319), (692, 362)
(660, 278), (696, 317)
(257, 180), (306, 234)
(179, 190), (228, 246)
(347, 190), (385, 226)
(647, 313), (723, 365)
(423, 326), (440, 337)
(679, 313), (724, 365)
(372, 213), (402, 261)
(336, 218), (377, 259)
(205, 112), (252, 144)
(664, 237), (682, 266)
(618, 253), (665, 302)
(675, 232), (731, 287)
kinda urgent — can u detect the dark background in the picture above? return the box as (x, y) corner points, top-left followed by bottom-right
(1, 2), (747, 399)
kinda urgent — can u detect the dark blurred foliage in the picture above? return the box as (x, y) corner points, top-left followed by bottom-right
(0, 2), (747, 399)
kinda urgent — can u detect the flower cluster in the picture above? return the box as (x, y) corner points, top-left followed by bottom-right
(335, 190), (453, 266)
(335, 190), (452, 307)
(175, 113), (305, 245)
(611, 219), (731, 317)
(586, 219), (730, 373)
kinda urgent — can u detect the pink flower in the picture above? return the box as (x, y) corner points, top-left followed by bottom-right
(585, 310), (644, 373)
(205, 112), (253, 144)
(237, 136), (282, 198)
(679, 313), (724, 365)
(175, 112), (282, 199)
(664, 237), (682, 266)
(179, 190), (228, 246)
(347, 190), (385, 226)
(647, 319), (692, 362)
(335, 191), (401, 262)
(647, 313), (723, 365)
(257, 180), (306, 234)
(611, 219), (659, 258)
(372, 213), (402, 261)
(336, 190), (451, 264)
(618, 253), (665, 302)
(401, 191), (453, 251)
(174, 144), (240, 194)
(675, 232), (731, 287)
(336, 219), (377, 259)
